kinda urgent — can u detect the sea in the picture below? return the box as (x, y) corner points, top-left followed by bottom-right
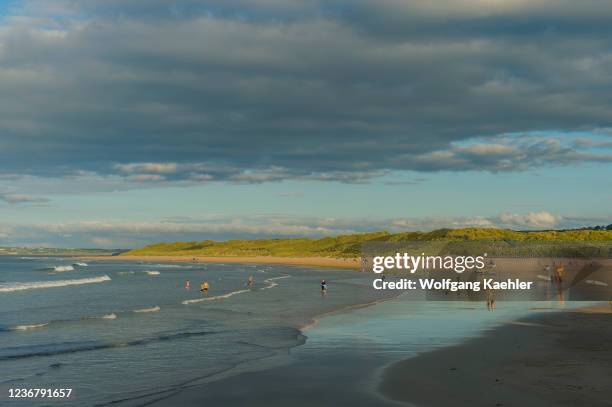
(0, 256), (592, 406)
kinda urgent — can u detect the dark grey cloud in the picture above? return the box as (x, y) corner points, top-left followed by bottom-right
(1, 0), (612, 184)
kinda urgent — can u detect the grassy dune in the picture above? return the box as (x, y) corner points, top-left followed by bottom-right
(124, 228), (612, 258)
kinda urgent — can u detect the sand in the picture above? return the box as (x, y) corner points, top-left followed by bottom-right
(380, 305), (612, 407)
(81, 255), (361, 269)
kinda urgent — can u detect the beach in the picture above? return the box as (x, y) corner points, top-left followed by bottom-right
(381, 305), (612, 407)
(82, 255), (361, 269)
(139, 295), (612, 407)
(2, 255), (611, 406)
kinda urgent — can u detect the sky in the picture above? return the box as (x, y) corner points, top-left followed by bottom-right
(1, 0), (611, 248)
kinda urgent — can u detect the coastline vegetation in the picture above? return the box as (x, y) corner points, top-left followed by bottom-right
(124, 228), (612, 258)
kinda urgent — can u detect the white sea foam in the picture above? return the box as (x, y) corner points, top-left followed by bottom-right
(585, 279), (608, 287)
(182, 289), (250, 305)
(0, 275), (111, 293)
(260, 275), (290, 290)
(11, 323), (49, 331)
(72, 262), (88, 267)
(266, 275), (290, 281)
(117, 271), (135, 276)
(145, 271), (160, 276)
(133, 306), (160, 313)
(147, 264), (193, 269)
(54, 265), (75, 272)
(100, 313), (117, 320)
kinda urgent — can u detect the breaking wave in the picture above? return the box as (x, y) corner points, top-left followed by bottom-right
(11, 323), (49, 331)
(585, 279), (608, 287)
(53, 265), (75, 272)
(261, 275), (290, 291)
(117, 271), (135, 276)
(182, 289), (250, 305)
(145, 264), (194, 269)
(8, 312), (118, 332)
(0, 275), (111, 293)
(145, 271), (160, 276)
(133, 306), (160, 313)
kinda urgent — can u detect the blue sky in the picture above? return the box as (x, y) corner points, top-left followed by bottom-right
(1, 1), (612, 247)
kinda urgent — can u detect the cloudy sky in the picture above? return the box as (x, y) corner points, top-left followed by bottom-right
(1, 0), (611, 247)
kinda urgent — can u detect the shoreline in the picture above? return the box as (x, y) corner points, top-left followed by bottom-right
(80, 255), (361, 270)
(299, 293), (404, 332)
(380, 304), (612, 407)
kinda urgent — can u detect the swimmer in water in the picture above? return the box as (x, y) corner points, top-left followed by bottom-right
(200, 281), (209, 293)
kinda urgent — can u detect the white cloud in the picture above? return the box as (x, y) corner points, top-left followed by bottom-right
(498, 211), (559, 229)
(0, 191), (50, 204)
(115, 163), (178, 174)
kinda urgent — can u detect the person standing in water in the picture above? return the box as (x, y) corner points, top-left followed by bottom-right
(321, 279), (327, 295)
(247, 275), (254, 288)
(200, 281), (209, 293)
(185, 280), (191, 290)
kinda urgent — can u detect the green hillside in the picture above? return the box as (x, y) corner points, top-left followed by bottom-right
(124, 228), (612, 258)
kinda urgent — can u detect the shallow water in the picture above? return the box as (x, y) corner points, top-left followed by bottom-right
(0, 256), (393, 406)
(0, 256), (593, 406)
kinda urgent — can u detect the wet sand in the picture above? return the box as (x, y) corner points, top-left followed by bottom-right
(381, 305), (612, 407)
(81, 255), (361, 269)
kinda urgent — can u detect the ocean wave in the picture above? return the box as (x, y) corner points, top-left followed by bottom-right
(585, 279), (608, 287)
(0, 275), (111, 293)
(0, 330), (215, 361)
(260, 275), (290, 291)
(143, 264), (194, 269)
(266, 275), (290, 281)
(72, 262), (88, 267)
(261, 282), (278, 290)
(182, 289), (250, 305)
(11, 323), (49, 331)
(145, 271), (160, 276)
(133, 306), (160, 313)
(7, 312), (118, 333)
(53, 265), (75, 272)
(117, 271), (135, 276)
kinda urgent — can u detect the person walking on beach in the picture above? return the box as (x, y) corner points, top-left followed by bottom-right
(486, 290), (496, 310)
